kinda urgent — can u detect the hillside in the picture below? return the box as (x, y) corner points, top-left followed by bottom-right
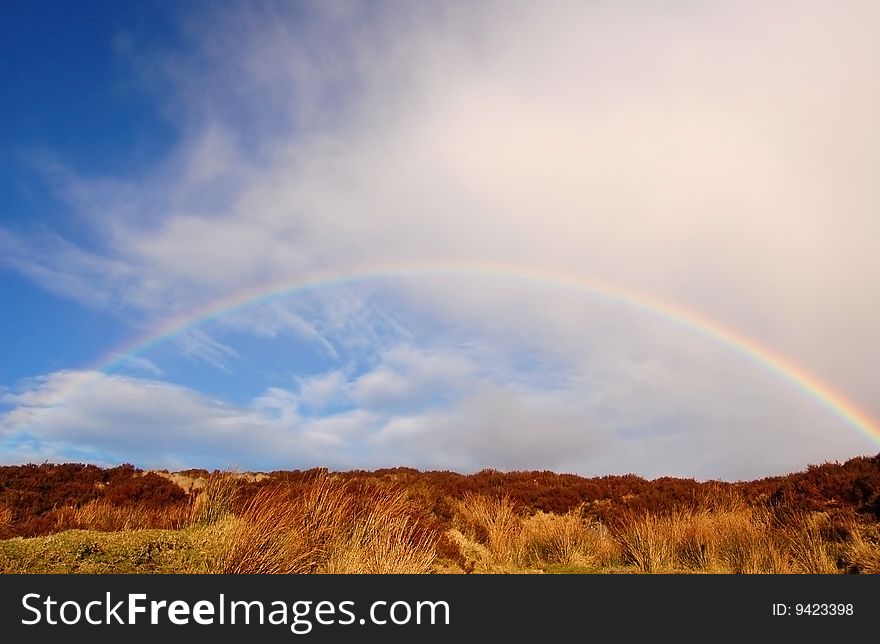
(1, 455), (878, 573)
(3, 454), (879, 540)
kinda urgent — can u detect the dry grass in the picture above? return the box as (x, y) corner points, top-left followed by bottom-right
(841, 525), (880, 574)
(54, 499), (192, 533)
(615, 507), (791, 573)
(520, 510), (621, 568)
(189, 471), (240, 526)
(521, 511), (586, 566)
(454, 495), (622, 570)
(455, 494), (524, 565)
(710, 508), (790, 574)
(4, 472), (877, 574)
(784, 513), (838, 574)
(208, 474), (437, 574)
(614, 513), (677, 572)
(321, 481), (438, 573)
(611, 503), (851, 574)
(0, 505), (12, 530)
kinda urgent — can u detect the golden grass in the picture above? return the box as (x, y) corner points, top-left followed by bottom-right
(614, 513), (677, 572)
(0, 505), (12, 530)
(841, 525), (880, 574)
(455, 494), (524, 565)
(520, 510), (621, 568)
(613, 507), (788, 573)
(709, 509), (789, 574)
(452, 493), (836, 574)
(3, 479), (878, 574)
(454, 495), (622, 570)
(784, 513), (838, 574)
(53, 498), (192, 533)
(189, 471), (240, 525)
(609, 503), (864, 574)
(208, 474), (437, 574)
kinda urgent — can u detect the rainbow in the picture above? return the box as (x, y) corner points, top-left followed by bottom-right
(14, 261), (880, 445)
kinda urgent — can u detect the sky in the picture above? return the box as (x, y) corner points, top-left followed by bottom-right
(2, 0), (879, 481)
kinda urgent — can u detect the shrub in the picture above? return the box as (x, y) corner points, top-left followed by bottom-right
(103, 473), (188, 508)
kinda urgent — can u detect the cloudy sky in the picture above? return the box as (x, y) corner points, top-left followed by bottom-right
(2, 1), (879, 480)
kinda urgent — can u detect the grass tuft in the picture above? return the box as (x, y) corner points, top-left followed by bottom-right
(209, 474), (437, 574)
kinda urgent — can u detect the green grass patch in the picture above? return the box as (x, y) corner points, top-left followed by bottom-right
(0, 528), (212, 574)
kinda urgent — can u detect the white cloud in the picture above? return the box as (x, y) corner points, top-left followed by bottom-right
(0, 229), (133, 309)
(2, 346), (874, 478)
(351, 343), (477, 409)
(295, 371), (348, 411)
(173, 329), (239, 371)
(0, 371), (362, 470)
(111, 355), (164, 376)
(2, 1), (879, 476)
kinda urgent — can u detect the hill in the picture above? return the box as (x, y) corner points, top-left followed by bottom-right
(1, 455), (878, 573)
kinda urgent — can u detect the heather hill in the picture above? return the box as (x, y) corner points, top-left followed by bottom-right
(2, 455), (880, 540)
(1, 455), (878, 574)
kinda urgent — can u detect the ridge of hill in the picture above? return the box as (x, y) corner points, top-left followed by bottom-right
(1, 453), (878, 540)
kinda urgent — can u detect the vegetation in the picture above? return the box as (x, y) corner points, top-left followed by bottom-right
(0, 455), (878, 573)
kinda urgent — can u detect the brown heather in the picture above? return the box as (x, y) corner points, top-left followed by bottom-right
(0, 456), (878, 573)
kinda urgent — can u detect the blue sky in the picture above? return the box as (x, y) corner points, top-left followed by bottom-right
(1, 3), (176, 175)
(2, 1), (880, 479)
